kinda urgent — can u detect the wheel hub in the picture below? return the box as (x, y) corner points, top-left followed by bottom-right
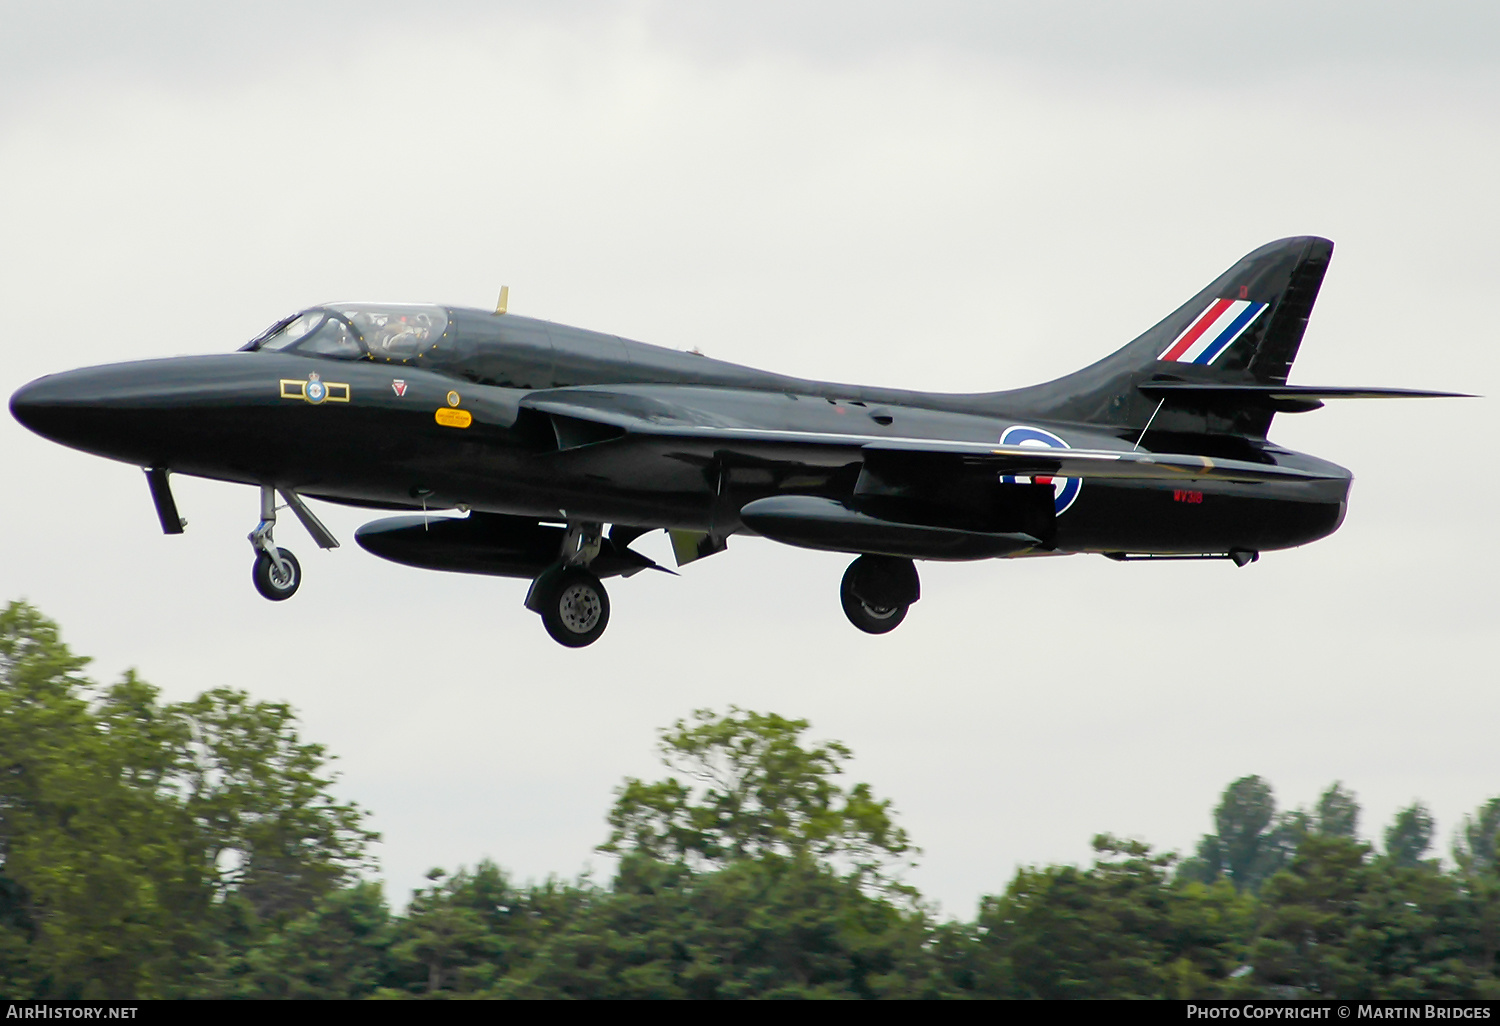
(558, 583), (601, 633)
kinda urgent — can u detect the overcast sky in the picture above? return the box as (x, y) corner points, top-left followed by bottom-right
(2, 1), (1496, 917)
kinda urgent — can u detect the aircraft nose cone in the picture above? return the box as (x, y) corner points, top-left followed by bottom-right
(9, 373), (77, 440)
(9, 361), (185, 462)
(11, 353), (273, 467)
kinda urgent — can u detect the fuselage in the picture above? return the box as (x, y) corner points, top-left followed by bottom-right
(9, 304), (1351, 558)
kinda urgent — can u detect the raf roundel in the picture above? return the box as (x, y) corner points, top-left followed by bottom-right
(305, 375), (327, 405)
(999, 424), (1081, 515)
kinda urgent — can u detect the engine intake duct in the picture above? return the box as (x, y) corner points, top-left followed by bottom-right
(355, 513), (657, 579)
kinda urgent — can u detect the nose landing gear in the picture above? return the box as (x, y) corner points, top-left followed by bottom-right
(840, 555), (920, 634)
(247, 485), (339, 602)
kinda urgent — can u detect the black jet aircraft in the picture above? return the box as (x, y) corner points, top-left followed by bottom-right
(9, 237), (1464, 646)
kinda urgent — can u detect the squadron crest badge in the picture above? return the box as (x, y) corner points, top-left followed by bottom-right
(279, 372), (350, 405)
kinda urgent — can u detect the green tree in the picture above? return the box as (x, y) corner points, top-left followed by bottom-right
(391, 881), (489, 995)
(173, 688), (378, 922)
(1384, 803), (1436, 868)
(599, 708), (915, 895)
(1348, 856), (1479, 998)
(233, 881), (393, 998)
(1315, 782), (1360, 839)
(1250, 829), (1493, 999)
(381, 862), (596, 998)
(0, 600), (378, 998)
(1453, 798), (1500, 994)
(969, 835), (1256, 999)
(0, 605), (204, 997)
(1455, 798), (1500, 874)
(1249, 833), (1373, 997)
(491, 854), (940, 999)
(392, 710), (944, 999)
(1180, 776), (1300, 893)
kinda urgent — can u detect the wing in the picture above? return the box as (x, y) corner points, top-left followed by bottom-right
(860, 440), (1333, 483)
(519, 387), (1338, 484)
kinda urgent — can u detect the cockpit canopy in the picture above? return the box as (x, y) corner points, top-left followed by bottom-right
(244, 304), (449, 363)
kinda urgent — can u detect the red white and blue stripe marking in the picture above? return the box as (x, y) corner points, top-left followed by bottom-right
(999, 425), (1081, 515)
(1158, 298), (1268, 365)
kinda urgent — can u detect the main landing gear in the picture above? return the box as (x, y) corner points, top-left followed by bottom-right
(526, 521), (611, 648)
(248, 484), (339, 601)
(840, 555), (920, 634)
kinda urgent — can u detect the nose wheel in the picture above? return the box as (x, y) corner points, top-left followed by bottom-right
(840, 555), (919, 635)
(252, 547), (301, 600)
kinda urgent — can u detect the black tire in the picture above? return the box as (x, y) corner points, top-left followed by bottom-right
(252, 548), (301, 601)
(538, 568), (610, 647)
(840, 563), (908, 634)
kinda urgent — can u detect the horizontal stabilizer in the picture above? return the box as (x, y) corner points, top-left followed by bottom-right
(1138, 381), (1473, 413)
(862, 441), (1338, 484)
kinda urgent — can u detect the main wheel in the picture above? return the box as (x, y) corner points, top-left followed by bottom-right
(840, 563), (908, 634)
(538, 568), (610, 647)
(252, 548), (301, 601)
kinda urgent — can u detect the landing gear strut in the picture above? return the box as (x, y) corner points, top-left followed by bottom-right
(247, 485), (339, 602)
(249, 486), (300, 601)
(526, 521), (611, 647)
(840, 555), (920, 634)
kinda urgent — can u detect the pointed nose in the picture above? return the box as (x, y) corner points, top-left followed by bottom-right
(10, 357), (237, 464)
(9, 371), (86, 441)
(12, 362), (157, 441)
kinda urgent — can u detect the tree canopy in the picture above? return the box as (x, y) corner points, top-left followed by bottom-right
(599, 707), (915, 894)
(2, 598), (1497, 1000)
(0, 600), (376, 998)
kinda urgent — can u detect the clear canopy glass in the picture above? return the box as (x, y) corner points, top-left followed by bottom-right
(245, 304), (449, 362)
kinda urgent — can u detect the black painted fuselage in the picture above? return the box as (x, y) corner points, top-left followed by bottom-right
(16, 237), (1457, 645)
(9, 308), (1349, 558)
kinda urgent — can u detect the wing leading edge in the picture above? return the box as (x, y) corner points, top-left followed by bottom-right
(522, 390), (1339, 484)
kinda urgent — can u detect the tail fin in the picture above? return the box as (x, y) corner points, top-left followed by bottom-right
(1003, 236), (1334, 439)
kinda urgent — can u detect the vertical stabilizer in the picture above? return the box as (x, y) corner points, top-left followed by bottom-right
(996, 237), (1334, 439)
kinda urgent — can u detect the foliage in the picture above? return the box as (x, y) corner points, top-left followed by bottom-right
(4, 598), (1500, 1000)
(1315, 783), (1360, 840)
(599, 708), (915, 895)
(1179, 775), (1292, 893)
(1454, 798), (1500, 874)
(172, 687), (377, 921)
(486, 854), (937, 999)
(1384, 802), (1436, 868)
(0, 600), (377, 998)
(967, 835), (1256, 998)
(234, 882), (393, 999)
(1180, 780), (1359, 894)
